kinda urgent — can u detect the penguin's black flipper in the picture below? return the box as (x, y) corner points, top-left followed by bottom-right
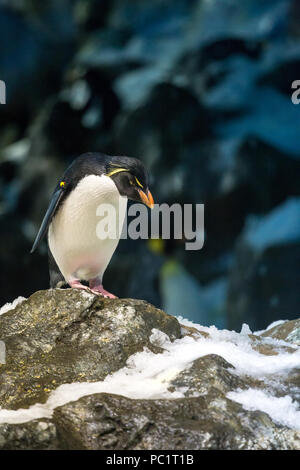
(48, 247), (66, 288)
(30, 187), (65, 253)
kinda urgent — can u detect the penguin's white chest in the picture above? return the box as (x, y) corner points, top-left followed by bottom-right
(48, 174), (127, 282)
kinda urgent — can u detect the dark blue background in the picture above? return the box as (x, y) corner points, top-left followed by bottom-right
(0, 0), (299, 331)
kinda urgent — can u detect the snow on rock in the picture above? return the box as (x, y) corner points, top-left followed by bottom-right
(0, 289), (299, 449)
(254, 319), (287, 336)
(0, 311), (299, 425)
(0, 296), (26, 316)
(227, 389), (300, 431)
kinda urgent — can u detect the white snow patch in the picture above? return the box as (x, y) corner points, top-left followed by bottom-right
(149, 329), (171, 348)
(0, 296), (26, 316)
(0, 318), (299, 427)
(255, 320), (287, 336)
(227, 389), (300, 431)
(0, 333), (192, 424)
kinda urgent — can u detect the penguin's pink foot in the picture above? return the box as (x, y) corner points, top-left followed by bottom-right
(89, 278), (117, 299)
(69, 279), (91, 291)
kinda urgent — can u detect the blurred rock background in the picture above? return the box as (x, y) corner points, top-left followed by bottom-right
(0, 0), (299, 331)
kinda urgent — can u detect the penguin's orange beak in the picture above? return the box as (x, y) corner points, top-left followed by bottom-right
(138, 188), (155, 209)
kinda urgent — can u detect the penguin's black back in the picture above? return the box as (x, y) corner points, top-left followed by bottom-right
(55, 152), (108, 202)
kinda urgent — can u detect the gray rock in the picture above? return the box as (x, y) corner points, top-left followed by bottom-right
(0, 289), (180, 409)
(0, 288), (300, 450)
(0, 419), (58, 450)
(262, 319), (300, 345)
(52, 391), (300, 450)
(168, 354), (246, 397)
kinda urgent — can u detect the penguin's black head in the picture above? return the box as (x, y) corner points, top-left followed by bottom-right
(106, 156), (154, 208)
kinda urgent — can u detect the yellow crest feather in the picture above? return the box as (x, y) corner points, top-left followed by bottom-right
(106, 168), (128, 177)
(135, 177), (144, 188)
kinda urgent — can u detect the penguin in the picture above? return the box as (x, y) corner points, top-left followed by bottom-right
(30, 152), (154, 298)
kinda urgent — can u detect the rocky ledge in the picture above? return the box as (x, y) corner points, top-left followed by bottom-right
(0, 289), (299, 450)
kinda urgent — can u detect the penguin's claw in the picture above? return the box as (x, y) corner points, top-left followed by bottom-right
(90, 289), (117, 299)
(68, 279), (117, 298)
(89, 278), (117, 299)
(69, 280), (90, 291)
